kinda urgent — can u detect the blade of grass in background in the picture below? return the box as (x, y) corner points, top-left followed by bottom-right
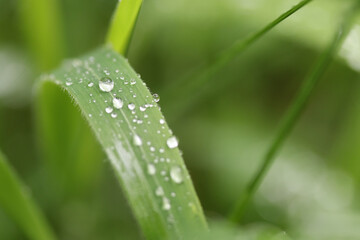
(162, 0), (313, 119)
(0, 151), (55, 240)
(19, 0), (65, 71)
(229, 1), (360, 223)
(40, 46), (208, 239)
(106, 0), (143, 56)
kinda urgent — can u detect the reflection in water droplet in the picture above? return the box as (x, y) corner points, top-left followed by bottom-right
(167, 136), (178, 149)
(113, 98), (123, 109)
(170, 166), (183, 184)
(133, 134), (142, 146)
(99, 77), (114, 92)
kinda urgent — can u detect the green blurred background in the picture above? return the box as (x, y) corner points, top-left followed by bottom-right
(1, 0), (360, 239)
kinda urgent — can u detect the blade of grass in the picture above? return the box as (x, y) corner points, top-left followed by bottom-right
(162, 0), (313, 119)
(0, 150), (55, 240)
(228, 1), (360, 223)
(39, 46), (208, 239)
(106, 0), (143, 56)
(19, 0), (65, 71)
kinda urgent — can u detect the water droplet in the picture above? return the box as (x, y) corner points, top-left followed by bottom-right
(88, 114), (92, 118)
(166, 136), (178, 149)
(133, 134), (142, 146)
(88, 82), (94, 87)
(155, 186), (164, 196)
(111, 113), (117, 118)
(113, 98), (123, 109)
(140, 105), (146, 112)
(105, 107), (113, 113)
(130, 79), (136, 85)
(128, 103), (135, 110)
(160, 119), (165, 125)
(170, 166), (183, 184)
(99, 77), (114, 92)
(147, 164), (156, 175)
(153, 93), (160, 102)
(65, 82), (73, 86)
(162, 197), (171, 210)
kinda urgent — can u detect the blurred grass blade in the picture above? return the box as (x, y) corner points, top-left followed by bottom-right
(19, 0), (65, 71)
(40, 46), (207, 239)
(162, 0), (312, 118)
(106, 0), (143, 56)
(229, 1), (360, 223)
(0, 151), (55, 240)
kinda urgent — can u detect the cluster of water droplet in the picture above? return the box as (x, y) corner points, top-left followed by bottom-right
(52, 51), (194, 215)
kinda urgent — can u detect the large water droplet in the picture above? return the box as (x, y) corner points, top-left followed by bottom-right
(99, 77), (114, 92)
(147, 164), (156, 175)
(166, 136), (178, 149)
(153, 93), (160, 102)
(162, 197), (171, 210)
(128, 103), (136, 110)
(133, 134), (142, 146)
(170, 166), (183, 184)
(113, 97), (123, 109)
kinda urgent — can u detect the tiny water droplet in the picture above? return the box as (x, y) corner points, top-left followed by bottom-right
(166, 136), (178, 149)
(155, 186), (164, 196)
(153, 93), (160, 102)
(133, 134), (142, 146)
(65, 82), (73, 86)
(111, 113), (117, 118)
(99, 77), (114, 92)
(162, 197), (171, 210)
(113, 98), (124, 109)
(170, 166), (183, 184)
(140, 105), (146, 112)
(88, 82), (94, 87)
(159, 119), (165, 125)
(147, 164), (156, 175)
(128, 103), (135, 110)
(105, 107), (113, 113)
(130, 79), (136, 85)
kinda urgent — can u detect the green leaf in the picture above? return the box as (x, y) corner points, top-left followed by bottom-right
(229, 0), (360, 223)
(0, 151), (55, 240)
(106, 0), (143, 55)
(39, 46), (208, 239)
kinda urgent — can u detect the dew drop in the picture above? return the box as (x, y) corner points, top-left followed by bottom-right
(153, 93), (160, 102)
(105, 107), (113, 113)
(99, 77), (114, 92)
(133, 134), (142, 146)
(130, 78), (136, 85)
(170, 166), (183, 184)
(111, 113), (117, 118)
(88, 82), (94, 87)
(65, 82), (73, 86)
(162, 197), (171, 211)
(159, 119), (165, 125)
(128, 103), (136, 110)
(113, 98), (124, 109)
(147, 164), (156, 175)
(166, 136), (178, 149)
(155, 186), (164, 196)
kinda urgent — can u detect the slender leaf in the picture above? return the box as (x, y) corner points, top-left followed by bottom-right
(229, 0), (360, 223)
(0, 151), (55, 240)
(162, 0), (313, 119)
(39, 46), (208, 239)
(106, 0), (143, 56)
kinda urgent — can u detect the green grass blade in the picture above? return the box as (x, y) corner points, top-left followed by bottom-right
(0, 151), (56, 240)
(228, 1), (360, 223)
(40, 46), (208, 239)
(106, 0), (143, 56)
(19, 0), (65, 71)
(162, 0), (312, 118)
